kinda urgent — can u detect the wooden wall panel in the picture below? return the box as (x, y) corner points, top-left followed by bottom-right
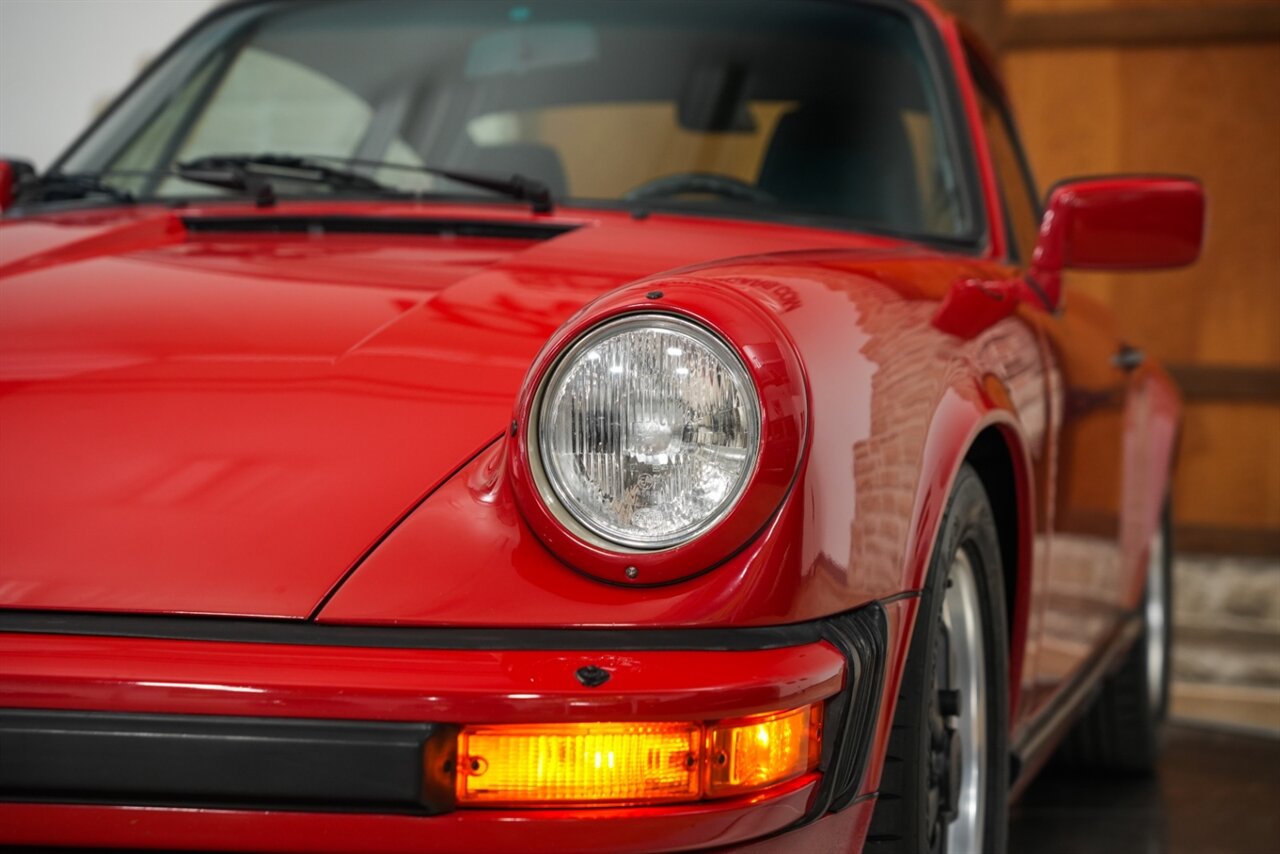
(1003, 49), (1124, 179)
(1177, 404), (1280, 530)
(1003, 1), (1280, 48)
(1114, 44), (1280, 366)
(1008, 0), (1273, 11)
(999, 3), (1280, 552)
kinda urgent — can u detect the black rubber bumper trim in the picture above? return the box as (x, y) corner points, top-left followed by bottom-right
(0, 609), (826, 651)
(0, 709), (453, 815)
(805, 602), (889, 820)
(0, 602), (892, 820)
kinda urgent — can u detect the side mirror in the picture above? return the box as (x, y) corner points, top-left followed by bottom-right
(0, 158), (37, 213)
(1029, 175), (1206, 308)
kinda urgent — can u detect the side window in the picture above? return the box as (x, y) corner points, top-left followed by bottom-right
(970, 59), (1041, 263)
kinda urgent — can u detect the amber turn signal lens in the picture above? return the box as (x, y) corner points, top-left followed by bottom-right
(453, 703), (824, 808)
(705, 703), (823, 798)
(455, 721), (702, 806)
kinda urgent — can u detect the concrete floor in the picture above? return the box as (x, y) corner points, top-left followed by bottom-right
(1010, 723), (1280, 854)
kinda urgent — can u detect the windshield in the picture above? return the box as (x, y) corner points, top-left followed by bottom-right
(54, 0), (976, 240)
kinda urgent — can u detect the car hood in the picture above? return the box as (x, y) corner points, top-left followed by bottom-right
(0, 204), (903, 618)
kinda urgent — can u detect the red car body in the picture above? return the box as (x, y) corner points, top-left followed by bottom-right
(0, 1), (1202, 851)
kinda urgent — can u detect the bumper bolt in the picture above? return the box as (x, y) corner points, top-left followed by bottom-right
(575, 665), (611, 688)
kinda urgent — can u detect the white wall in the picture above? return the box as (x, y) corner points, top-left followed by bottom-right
(0, 0), (217, 170)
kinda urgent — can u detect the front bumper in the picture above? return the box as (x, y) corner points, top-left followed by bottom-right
(0, 606), (888, 852)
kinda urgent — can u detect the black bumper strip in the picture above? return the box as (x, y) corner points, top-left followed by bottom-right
(0, 609), (825, 651)
(0, 603), (892, 820)
(805, 603), (889, 821)
(0, 710), (451, 814)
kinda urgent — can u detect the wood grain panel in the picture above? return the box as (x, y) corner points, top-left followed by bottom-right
(1168, 365), (1280, 404)
(1002, 9), (1280, 551)
(1004, 4), (1280, 48)
(1176, 525), (1280, 557)
(1008, 0), (1275, 10)
(940, 0), (1005, 48)
(1003, 48), (1125, 313)
(1115, 43), (1280, 367)
(1174, 402), (1280, 531)
(1003, 49), (1124, 182)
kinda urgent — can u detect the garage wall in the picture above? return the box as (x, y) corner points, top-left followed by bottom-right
(948, 0), (1280, 556)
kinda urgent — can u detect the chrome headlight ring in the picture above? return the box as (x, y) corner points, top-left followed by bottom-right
(533, 313), (761, 551)
(509, 280), (808, 586)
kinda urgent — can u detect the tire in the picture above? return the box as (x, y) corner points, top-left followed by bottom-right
(867, 464), (1009, 854)
(1058, 502), (1172, 773)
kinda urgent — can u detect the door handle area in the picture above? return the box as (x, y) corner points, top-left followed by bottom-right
(1112, 344), (1146, 372)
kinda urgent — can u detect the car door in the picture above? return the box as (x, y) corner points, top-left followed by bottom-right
(967, 56), (1139, 729)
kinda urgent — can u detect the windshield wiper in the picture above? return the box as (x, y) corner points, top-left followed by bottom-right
(13, 158), (379, 209)
(301, 154), (555, 214)
(178, 153), (554, 213)
(20, 173), (136, 205)
(18, 153), (555, 214)
(176, 154), (408, 208)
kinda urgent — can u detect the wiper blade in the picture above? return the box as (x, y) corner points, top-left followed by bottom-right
(13, 157), (385, 209)
(18, 153), (555, 214)
(20, 173), (136, 205)
(303, 154), (554, 214)
(178, 153), (555, 213)
(176, 154), (410, 207)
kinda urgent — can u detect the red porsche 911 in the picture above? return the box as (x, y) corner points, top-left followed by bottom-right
(0, 1), (1203, 851)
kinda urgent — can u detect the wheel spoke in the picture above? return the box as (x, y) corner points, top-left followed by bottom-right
(941, 548), (987, 854)
(1145, 527), (1168, 712)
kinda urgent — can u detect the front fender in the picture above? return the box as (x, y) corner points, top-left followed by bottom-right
(319, 252), (1047, 632)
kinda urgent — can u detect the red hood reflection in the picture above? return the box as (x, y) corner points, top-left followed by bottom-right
(0, 202), (900, 617)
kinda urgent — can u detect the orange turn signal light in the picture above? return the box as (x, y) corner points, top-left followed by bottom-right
(454, 703), (822, 807)
(455, 721), (702, 806)
(706, 704), (823, 798)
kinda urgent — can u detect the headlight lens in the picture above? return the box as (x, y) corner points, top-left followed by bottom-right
(537, 314), (760, 549)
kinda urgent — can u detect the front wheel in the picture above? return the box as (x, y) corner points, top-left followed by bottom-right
(867, 464), (1009, 853)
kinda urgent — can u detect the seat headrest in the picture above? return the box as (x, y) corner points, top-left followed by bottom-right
(458, 142), (568, 199)
(758, 102), (922, 231)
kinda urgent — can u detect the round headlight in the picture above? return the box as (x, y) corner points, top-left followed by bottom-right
(535, 314), (761, 550)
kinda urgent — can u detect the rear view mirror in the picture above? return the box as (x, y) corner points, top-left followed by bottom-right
(1030, 176), (1205, 308)
(465, 23), (599, 79)
(0, 158), (37, 212)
